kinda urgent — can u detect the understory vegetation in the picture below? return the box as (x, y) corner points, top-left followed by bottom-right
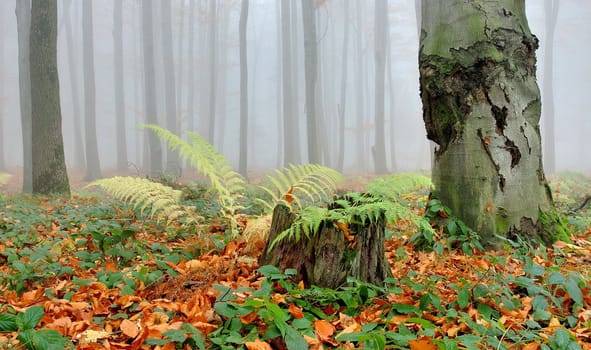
(0, 129), (590, 349)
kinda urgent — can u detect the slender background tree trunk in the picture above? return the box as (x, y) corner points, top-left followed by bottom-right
(16, 0), (32, 192)
(142, 0), (162, 176)
(30, 0), (70, 194)
(82, 0), (102, 181)
(543, 0), (558, 174)
(301, 0), (321, 164)
(374, 0), (388, 174)
(238, 0), (249, 177)
(114, 0), (128, 173)
(62, 0), (85, 170)
(161, 0), (179, 175)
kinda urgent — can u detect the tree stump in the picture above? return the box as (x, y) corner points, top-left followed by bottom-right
(258, 203), (391, 289)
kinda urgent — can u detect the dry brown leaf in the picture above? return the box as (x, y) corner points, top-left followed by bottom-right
(314, 319), (335, 339)
(240, 311), (259, 325)
(77, 329), (112, 344)
(245, 339), (273, 350)
(120, 319), (139, 338)
(522, 341), (540, 350)
(288, 303), (304, 319)
(409, 338), (438, 350)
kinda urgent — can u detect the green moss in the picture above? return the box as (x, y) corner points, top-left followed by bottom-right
(539, 209), (571, 243)
(494, 207), (509, 235)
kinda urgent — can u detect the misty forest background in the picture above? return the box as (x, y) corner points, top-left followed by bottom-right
(0, 0), (589, 181)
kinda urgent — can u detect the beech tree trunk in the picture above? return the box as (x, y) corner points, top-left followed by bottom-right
(419, 1), (561, 245)
(259, 204), (391, 289)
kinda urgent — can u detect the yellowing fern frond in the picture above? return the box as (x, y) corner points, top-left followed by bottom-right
(86, 176), (197, 223)
(258, 164), (344, 211)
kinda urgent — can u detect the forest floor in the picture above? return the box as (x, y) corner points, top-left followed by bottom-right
(0, 170), (590, 349)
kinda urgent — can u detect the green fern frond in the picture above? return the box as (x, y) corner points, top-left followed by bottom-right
(258, 164), (344, 211)
(366, 173), (432, 203)
(86, 176), (197, 223)
(141, 124), (247, 216)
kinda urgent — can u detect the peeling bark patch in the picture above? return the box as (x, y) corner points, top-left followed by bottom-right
(502, 139), (521, 168)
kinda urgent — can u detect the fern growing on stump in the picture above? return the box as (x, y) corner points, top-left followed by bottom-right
(259, 173), (434, 289)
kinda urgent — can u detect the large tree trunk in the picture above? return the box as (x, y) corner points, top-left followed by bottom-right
(238, 0), (249, 177)
(113, 0), (128, 173)
(30, 0), (70, 195)
(82, 0), (102, 181)
(142, 0), (162, 177)
(16, 0), (33, 192)
(419, 1), (561, 245)
(543, 0), (558, 174)
(259, 203), (391, 289)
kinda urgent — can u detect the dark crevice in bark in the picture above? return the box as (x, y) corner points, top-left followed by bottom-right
(502, 139), (521, 168)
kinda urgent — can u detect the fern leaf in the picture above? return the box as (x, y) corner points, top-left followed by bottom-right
(141, 124), (247, 218)
(259, 164), (344, 210)
(85, 176), (193, 223)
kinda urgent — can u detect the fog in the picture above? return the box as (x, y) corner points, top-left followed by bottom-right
(1, 0), (589, 179)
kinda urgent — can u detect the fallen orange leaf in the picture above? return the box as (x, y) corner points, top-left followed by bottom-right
(409, 338), (438, 350)
(120, 319), (139, 338)
(288, 303), (304, 319)
(245, 339), (272, 350)
(314, 319), (335, 340)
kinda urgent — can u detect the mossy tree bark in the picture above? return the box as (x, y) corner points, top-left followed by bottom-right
(259, 204), (391, 289)
(30, 0), (70, 195)
(419, 1), (563, 246)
